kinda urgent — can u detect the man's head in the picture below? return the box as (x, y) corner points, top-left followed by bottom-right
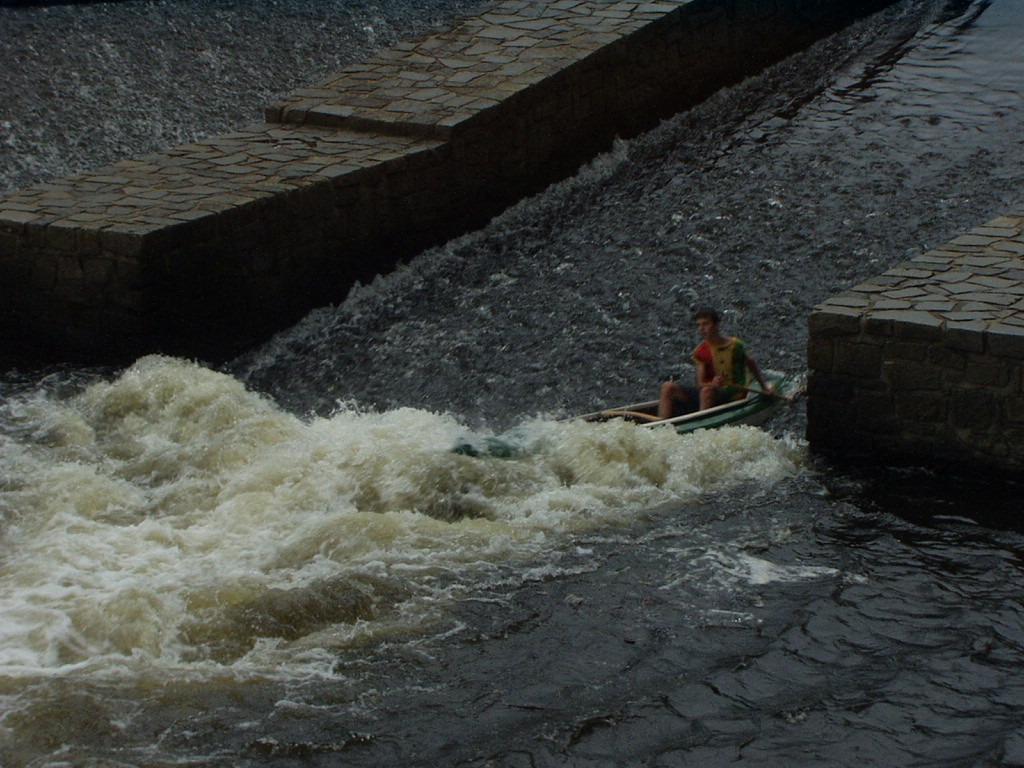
(693, 307), (721, 341)
(692, 307), (720, 324)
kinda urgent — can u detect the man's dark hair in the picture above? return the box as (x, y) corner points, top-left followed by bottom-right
(692, 307), (720, 324)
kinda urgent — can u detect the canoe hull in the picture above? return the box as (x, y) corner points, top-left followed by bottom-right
(452, 373), (798, 457)
(580, 373), (796, 435)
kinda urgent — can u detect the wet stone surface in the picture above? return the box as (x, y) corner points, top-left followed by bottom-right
(817, 213), (1024, 334)
(268, 0), (694, 135)
(0, 0), (493, 195)
(3, 0), (875, 359)
(808, 211), (1024, 473)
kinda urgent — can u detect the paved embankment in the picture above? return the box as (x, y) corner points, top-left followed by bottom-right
(808, 213), (1024, 476)
(0, 0), (892, 360)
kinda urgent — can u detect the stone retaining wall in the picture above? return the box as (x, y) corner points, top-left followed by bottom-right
(807, 212), (1024, 476)
(0, 0), (893, 360)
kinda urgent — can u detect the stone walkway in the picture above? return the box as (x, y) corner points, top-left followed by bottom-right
(0, 127), (440, 242)
(267, 0), (687, 137)
(808, 212), (1024, 475)
(813, 212), (1024, 356)
(0, 0), (692, 238)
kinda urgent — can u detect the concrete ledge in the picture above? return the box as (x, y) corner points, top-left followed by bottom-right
(0, 125), (445, 356)
(807, 213), (1024, 476)
(0, 0), (894, 360)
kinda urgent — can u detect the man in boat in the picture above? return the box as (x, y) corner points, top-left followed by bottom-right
(658, 307), (775, 419)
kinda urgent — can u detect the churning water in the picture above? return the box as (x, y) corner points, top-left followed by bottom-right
(0, 355), (802, 677)
(2, 0), (1024, 765)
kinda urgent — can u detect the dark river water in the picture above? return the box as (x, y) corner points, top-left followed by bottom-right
(2, 0), (1024, 766)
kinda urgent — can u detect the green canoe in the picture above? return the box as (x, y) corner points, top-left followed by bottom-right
(453, 372), (798, 458)
(579, 372), (798, 435)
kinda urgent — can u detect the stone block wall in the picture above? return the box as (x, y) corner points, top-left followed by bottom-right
(0, 127), (447, 357)
(808, 212), (1024, 476)
(0, 0), (894, 360)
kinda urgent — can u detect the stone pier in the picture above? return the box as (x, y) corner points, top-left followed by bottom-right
(807, 211), (1024, 477)
(0, 0), (893, 360)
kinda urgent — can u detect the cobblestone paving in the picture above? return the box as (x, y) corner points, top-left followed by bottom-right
(0, 127), (440, 241)
(809, 211), (1024, 472)
(268, 0), (687, 137)
(0, 0), (688, 238)
(815, 211), (1024, 351)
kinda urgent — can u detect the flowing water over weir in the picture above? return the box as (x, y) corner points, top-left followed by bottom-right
(2, 0), (1024, 765)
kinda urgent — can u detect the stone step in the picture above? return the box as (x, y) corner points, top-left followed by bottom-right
(808, 210), (1024, 477)
(0, 0), (896, 360)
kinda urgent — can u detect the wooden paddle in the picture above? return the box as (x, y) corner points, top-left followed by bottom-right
(597, 409), (663, 423)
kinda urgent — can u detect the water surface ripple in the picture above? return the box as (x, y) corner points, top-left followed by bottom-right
(2, 0), (1024, 766)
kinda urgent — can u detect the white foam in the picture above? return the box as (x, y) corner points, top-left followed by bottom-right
(0, 355), (804, 680)
(700, 549), (840, 588)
